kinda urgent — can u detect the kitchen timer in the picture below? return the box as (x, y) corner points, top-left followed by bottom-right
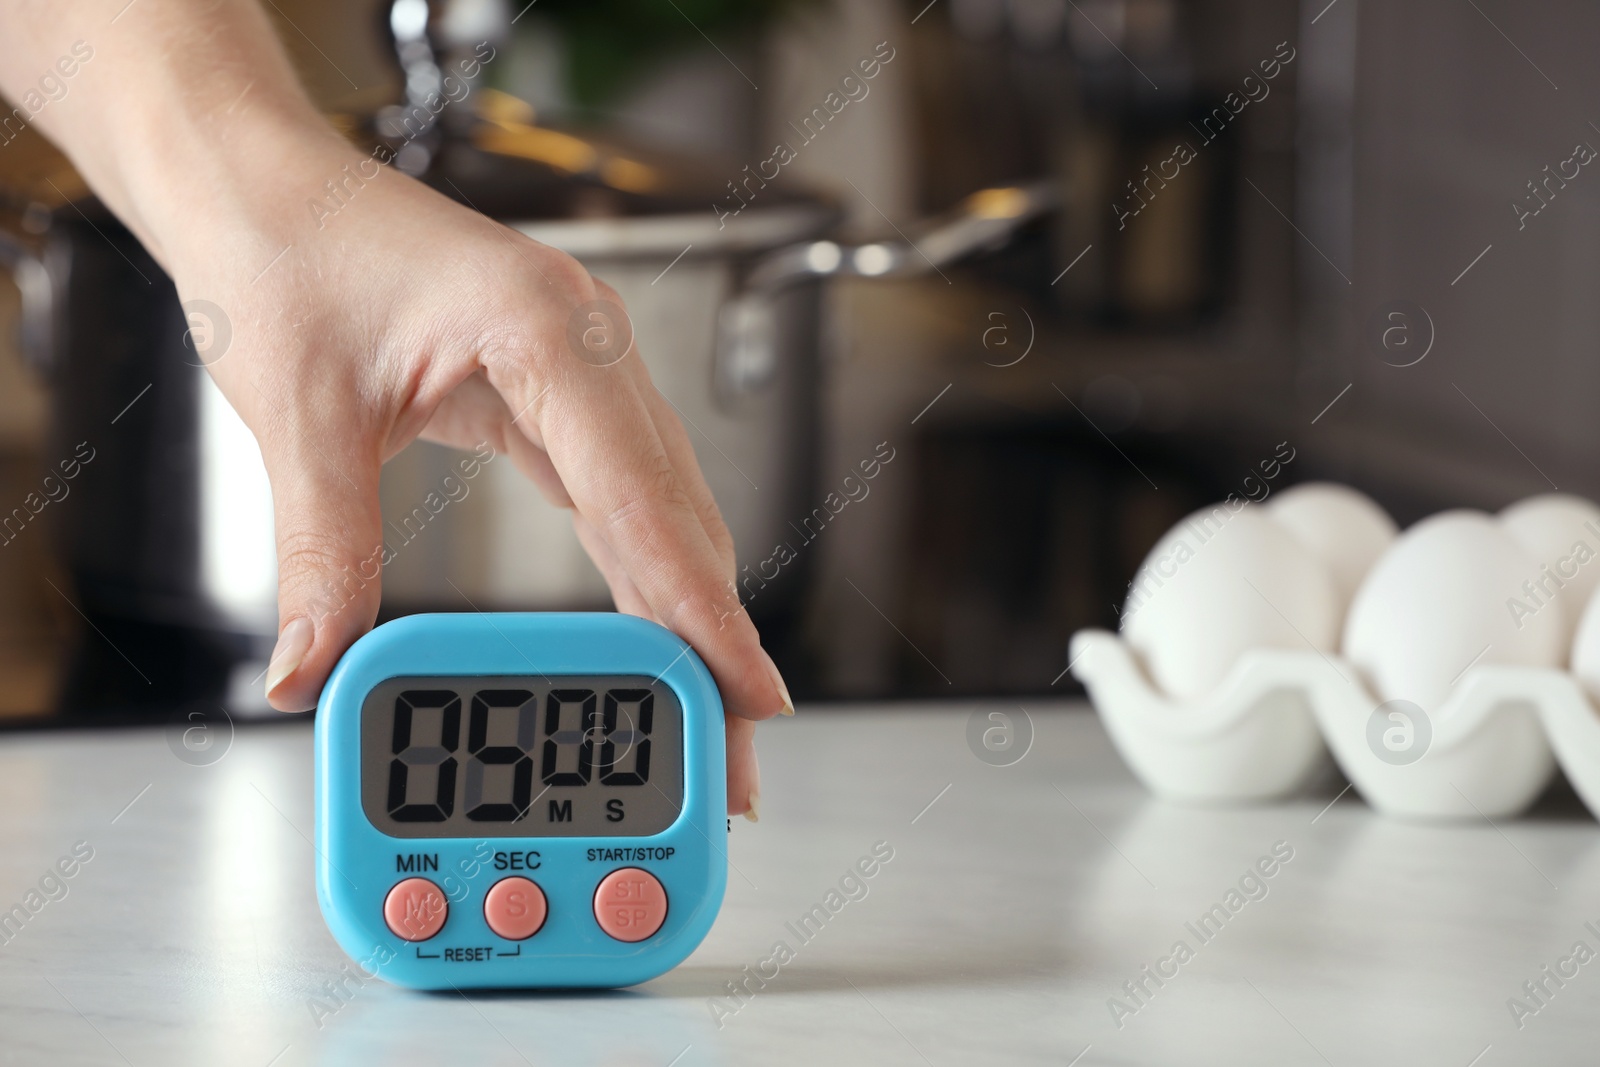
(314, 613), (728, 989)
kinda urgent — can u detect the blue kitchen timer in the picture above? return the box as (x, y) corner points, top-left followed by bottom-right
(314, 612), (728, 989)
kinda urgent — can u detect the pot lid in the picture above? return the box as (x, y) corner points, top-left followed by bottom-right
(418, 90), (839, 258)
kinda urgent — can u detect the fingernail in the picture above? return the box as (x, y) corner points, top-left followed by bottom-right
(742, 739), (761, 822)
(265, 617), (314, 698)
(762, 650), (794, 716)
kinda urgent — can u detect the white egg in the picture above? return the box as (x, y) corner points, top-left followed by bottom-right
(1498, 493), (1600, 654)
(1343, 510), (1563, 714)
(1570, 588), (1600, 703)
(1121, 503), (1338, 701)
(1266, 482), (1397, 621)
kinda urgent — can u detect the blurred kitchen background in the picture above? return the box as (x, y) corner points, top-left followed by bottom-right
(1, 0), (1596, 722)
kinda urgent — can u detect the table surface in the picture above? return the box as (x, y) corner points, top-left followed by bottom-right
(1, 702), (1598, 1066)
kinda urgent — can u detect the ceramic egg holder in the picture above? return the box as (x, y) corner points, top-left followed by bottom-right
(1533, 670), (1600, 821)
(1067, 630), (1331, 804)
(1071, 629), (1600, 821)
(1312, 663), (1553, 819)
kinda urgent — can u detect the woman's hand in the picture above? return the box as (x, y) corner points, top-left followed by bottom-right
(0, 0), (787, 818)
(230, 135), (786, 819)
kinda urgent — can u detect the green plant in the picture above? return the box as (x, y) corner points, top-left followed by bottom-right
(525, 0), (823, 106)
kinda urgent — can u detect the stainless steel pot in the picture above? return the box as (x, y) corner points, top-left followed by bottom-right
(379, 126), (1056, 616)
(0, 198), (280, 716)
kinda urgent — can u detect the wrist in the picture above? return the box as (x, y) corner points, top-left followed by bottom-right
(117, 101), (359, 280)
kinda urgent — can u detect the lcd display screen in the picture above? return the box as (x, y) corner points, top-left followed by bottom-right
(360, 676), (684, 839)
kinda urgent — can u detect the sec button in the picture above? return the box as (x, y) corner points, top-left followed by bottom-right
(484, 877), (548, 940)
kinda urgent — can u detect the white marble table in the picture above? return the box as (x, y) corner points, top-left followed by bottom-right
(0, 703), (1596, 1066)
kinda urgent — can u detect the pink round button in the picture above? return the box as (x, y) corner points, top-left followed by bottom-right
(484, 877), (548, 940)
(593, 868), (669, 942)
(384, 877), (448, 942)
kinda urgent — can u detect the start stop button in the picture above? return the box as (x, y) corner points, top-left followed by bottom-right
(593, 868), (668, 942)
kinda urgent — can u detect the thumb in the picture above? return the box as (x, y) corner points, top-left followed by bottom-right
(261, 440), (386, 712)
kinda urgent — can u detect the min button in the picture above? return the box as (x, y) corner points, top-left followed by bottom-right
(384, 877), (448, 941)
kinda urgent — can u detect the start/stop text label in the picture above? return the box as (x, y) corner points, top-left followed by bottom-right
(586, 846), (675, 863)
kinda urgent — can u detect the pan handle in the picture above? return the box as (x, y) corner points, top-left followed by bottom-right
(716, 181), (1057, 399)
(0, 226), (57, 374)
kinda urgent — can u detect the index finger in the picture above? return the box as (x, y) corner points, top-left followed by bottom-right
(486, 346), (792, 723)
